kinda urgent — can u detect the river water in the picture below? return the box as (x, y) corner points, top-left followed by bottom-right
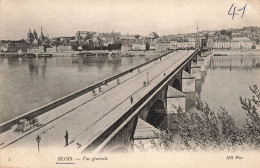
(0, 53), (260, 126)
(195, 54), (260, 127)
(0, 54), (161, 124)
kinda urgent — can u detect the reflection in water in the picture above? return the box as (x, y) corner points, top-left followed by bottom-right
(0, 54), (158, 123)
(2, 54), (259, 126)
(194, 55), (260, 127)
(210, 55), (260, 70)
(28, 59), (39, 75)
(6, 57), (21, 68)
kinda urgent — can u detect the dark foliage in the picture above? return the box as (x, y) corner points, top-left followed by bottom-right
(137, 85), (260, 152)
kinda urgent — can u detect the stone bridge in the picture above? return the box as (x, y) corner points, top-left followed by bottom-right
(0, 49), (212, 155)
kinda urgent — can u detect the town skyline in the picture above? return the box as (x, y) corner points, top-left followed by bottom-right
(1, 24), (260, 41)
(1, 0), (260, 40)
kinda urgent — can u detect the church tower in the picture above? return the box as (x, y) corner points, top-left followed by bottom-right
(39, 27), (45, 45)
(39, 27), (45, 41)
(27, 28), (33, 43)
(33, 29), (38, 40)
(195, 24), (200, 49)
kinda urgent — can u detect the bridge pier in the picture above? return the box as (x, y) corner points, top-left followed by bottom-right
(182, 71), (195, 93)
(166, 85), (186, 114)
(182, 71), (196, 109)
(97, 50), (202, 152)
(203, 53), (213, 69)
(166, 85), (185, 130)
(198, 51), (213, 72)
(133, 118), (160, 152)
(196, 56), (206, 72)
(191, 62), (201, 79)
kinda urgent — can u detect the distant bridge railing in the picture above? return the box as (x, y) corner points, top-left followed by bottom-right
(0, 50), (177, 133)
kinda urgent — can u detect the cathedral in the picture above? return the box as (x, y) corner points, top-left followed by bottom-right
(27, 27), (46, 46)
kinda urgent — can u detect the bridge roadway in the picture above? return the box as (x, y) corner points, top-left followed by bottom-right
(1, 50), (195, 154)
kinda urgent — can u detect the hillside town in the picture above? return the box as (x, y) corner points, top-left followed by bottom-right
(1, 26), (260, 55)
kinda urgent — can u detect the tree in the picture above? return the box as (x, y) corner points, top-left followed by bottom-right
(214, 31), (219, 37)
(136, 85), (260, 152)
(205, 33), (209, 40)
(85, 32), (94, 40)
(149, 32), (159, 39)
(220, 29), (227, 36)
(135, 34), (140, 39)
(240, 85), (260, 147)
(88, 40), (94, 50)
(107, 44), (113, 51)
(227, 31), (232, 40)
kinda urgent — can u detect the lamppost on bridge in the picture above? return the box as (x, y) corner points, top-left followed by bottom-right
(147, 72), (149, 85)
(36, 135), (41, 153)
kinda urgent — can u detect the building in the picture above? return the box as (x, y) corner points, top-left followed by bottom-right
(207, 39), (213, 49)
(38, 28), (45, 44)
(0, 42), (8, 52)
(149, 32), (159, 39)
(156, 43), (169, 51)
(177, 42), (187, 49)
(212, 41), (231, 49)
(231, 37), (253, 49)
(46, 46), (72, 52)
(46, 47), (57, 53)
(121, 43), (132, 51)
(120, 34), (136, 40)
(102, 39), (114, 47)
(75, 31), (88, 42)
(149, 44), (157, 51)
(27, 27), (46, 46)
(188, 37), (196, 42)
(132, 44), (146, 51)
(169, 41), (177, 50)
(27, 29), (33, 43)
(0, 40), (28, 52)
(241, 41), (253, 49)
(230, 41), (240, 49)
(27, 48), (40, 53)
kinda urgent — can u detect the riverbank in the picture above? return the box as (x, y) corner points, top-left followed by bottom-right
(213, 49), (260, 56)
(0, 50), (168, 58)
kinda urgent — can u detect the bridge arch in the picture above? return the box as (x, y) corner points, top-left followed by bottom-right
(192, 56), (197, 63)
(184, 66), (190, 73)
(111, 147), (128, 153)
(146, 99), (166, 128)
(198, 51), (201, 56)
(172, 79), (181, 91)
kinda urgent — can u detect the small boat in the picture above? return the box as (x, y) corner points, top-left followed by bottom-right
(213, 54), (228, 56)
(0, 53), (5, 57)
(26, 53), (36, 58)
(37, 53), (53, 58)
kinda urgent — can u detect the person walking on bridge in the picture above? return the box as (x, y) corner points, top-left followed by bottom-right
(64, 131), (69, 146)
(130, 96), (133, 104)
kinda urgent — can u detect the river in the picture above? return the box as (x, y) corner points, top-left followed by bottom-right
(0, 53), (161, 124)
(195, 54), (260, 127)
(0, 53), (260, 126)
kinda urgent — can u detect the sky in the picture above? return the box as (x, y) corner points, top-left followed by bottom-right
(0, 0), (260, 40)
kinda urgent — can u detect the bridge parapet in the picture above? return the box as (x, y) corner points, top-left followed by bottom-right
(78, 49), (199, 153)
(0, 50), (177, 134)
(0, 49), (200, 154)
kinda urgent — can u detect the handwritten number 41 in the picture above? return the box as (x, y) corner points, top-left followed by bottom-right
(228, 3), (247, 20)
